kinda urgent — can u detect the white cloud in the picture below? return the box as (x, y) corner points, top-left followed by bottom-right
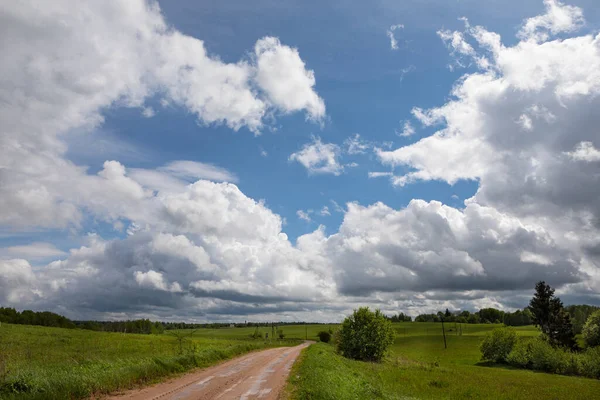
(438, 29), (475, 57)
(142, 107), (155, 118)
(518, 0), (584, 42)
(134, 270), (182, 292)
(297, 210), (312, 222)
(254, 37), (325, 121)
(344, 134), (371, 155)
(399, 65), (416, 82)
(289, 137), (344, 175)
(368, 172), (393, 178)
(319, 206), (331, 216)
(397, 121), (416, 137)
(159, 161), (238, 183)
(377, 1), (600, 306)
(565, 141), (600, 162)
(2, 0), (600, 321)
(387, 24), (404, 50)
(330, 200), (345, 213)
(0, 259), (38, 304)
(2, 242), (66, 259)
(0, 0), (323, 230)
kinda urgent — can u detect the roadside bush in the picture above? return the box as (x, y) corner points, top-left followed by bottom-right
(582, 310), (600, 348)
(480, 327), (517, 363)
(317, 331), (332, 343)
(336, 307), (395, 362)
(277, 329), (285, 339)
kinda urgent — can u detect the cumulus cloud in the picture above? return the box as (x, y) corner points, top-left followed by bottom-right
(289, 136), (344, 175)
(0, 0), (323, 230)
(254, 37), (326, 121)
(377, 1), (600, 306)
(564, 141), (600, 162)
(2, 0), (600, 322)
(317, 200), (582, 295)
(0, 259), (38, 304)
(518, 0), (585, 42)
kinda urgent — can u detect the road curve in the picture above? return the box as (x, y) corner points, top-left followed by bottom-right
(105, 342), (311, 400)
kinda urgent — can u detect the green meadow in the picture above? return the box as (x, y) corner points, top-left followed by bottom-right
(185, 323), (334, 341)
(0, 323), (299, 400)
(286, 322), (600, 400)
(3, 322), (599, 400)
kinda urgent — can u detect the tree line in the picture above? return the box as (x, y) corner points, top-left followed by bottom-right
(0, 307), (76, 329)
(0, 307), (329, 334)
(393, 304), (598, 330)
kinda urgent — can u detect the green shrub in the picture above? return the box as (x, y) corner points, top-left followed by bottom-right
(480, 327), (517, 363)
(527, 337), (578, 375)
(577, 347), (600, 379)
(317, 331), (332, 343)
(529, 337), (558, 372)
(582, 310), (600, 348)
(277, 329), (285, 339)
(336, 307), (395, 362)
(507, 339), (533, 368)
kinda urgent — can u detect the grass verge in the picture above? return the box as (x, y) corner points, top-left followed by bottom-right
(0, 324), (296, 399)
(287, 341), (600, 400)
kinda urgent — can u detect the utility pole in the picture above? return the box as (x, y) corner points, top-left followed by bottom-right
(305, 324), (307, 340)
(441, 319), (447, 349)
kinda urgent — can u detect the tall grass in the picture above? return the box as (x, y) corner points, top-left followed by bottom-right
(0, 324), (293, 399)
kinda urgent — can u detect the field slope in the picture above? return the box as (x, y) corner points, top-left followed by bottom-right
(286, 323), (600, 400)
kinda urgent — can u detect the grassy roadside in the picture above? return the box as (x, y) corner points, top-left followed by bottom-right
(0, 324), (297, 400)
(286, 341), (600, 400)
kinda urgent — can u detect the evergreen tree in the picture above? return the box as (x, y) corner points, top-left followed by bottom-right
(529, 281), (577, 349)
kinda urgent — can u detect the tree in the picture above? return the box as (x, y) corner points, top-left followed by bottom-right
(582, 310), (600, 348)
(317, 331), (332, 343)
(565, 305), (600, 334)
(467, 313), (480, 324)
(478, 308), (504, 324)
(529, 281), (577, 349)
(336, 307), (395, 362)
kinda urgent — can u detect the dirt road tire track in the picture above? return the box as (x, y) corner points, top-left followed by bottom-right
(104, 342), (311, 400)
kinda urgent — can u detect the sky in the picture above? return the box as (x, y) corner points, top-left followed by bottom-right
(1, 0), (600, 322)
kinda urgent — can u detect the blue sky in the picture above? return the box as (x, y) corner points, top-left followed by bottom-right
(2, 0), (600, 321)
(69, 0), (537, 242)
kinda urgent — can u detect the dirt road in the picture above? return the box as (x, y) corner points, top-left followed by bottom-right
(105, 342), (311, 400)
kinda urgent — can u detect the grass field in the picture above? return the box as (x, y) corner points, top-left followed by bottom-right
(5, 322), (597, 399)
(0, 323), (299, 400)
(186, 324), (335, 341)
(286, 322), (600, 400)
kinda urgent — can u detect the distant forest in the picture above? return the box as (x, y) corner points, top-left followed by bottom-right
(389, 304), (599, 333)
(0, 307), (327, 334)
(1, 305), (598, 335)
